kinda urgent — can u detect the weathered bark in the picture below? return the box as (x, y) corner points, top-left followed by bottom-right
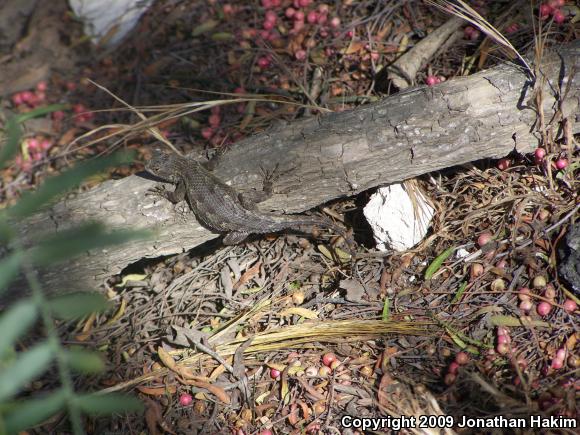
(8, 41), (580, 299)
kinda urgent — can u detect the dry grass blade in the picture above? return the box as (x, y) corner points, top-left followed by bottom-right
(425, 0), (534, 77)
(99, 319), (434, 393)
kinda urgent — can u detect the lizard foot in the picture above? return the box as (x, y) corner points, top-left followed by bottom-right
(146, 185), (170, 200)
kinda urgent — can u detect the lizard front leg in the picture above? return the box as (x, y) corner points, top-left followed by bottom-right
(148, 180), (187, 204)
(237, 164), (281, 209)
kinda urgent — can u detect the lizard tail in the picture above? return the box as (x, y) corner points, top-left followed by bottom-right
(270, 214), (355, 253)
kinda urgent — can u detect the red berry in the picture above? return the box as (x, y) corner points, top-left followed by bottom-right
(294, 49), (307, 61)
(505, 23), (519, 34)
(208, 114), (221, 128)
(179, 393), (193, 406)
(477, 232), (492, 247)
(549, 0), (565, 6)
(40, 139), (52, 151)
(496, 343), (509, 355)
(534, 147), (546, 163)
(455, 352), (469, 365)
(261, 0), (272, 8)
(448, 361), (460, 374)
(263, 20), (275, 30)
(20, 91), (34, 103)
(563, 299), (577, 313)
(425, 75), (438, 86)
(518, 287), (531, 301)
(35, 91), (46, 102)
(36, 81), (47, 92)
(556, 348), (567, 361)
(270, 368), (281, 379)
(469, 29), (481, 41)
(329, 17), (340, 28)
(555, 158), (568, 169)
(265, 11), (277, 22)
(539, 4), (553, 18)
(307, 11), (318, 24)
(257, 56), (271, 69)
(285, 7), (295, 18)
(294, 11), (305, 22)
(497, 158), (511, 171)
(201, 127), (214, 139)
(52, 110), (65, 121)
(322, 352), (337, 367)
(497, 335), (510, 345)
(537, 301), (552, 316)
(11, 92), (24, 105)
(553, 10), (566, 24)
(27, 138), (40, 151)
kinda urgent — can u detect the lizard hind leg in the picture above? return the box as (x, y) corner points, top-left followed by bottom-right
(223, 231), (251, 245)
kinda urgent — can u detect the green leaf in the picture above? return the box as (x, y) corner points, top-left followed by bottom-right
(450, 281), (468, 304)
(211, 32), (234, 41)
(490, 315), (549, 328)
(8, 151), (134, 218)
(381, 297), (390, 321)
(0, 117), (22, 170)
(30, 222), (149, 266)
(64, 348), (105, 374)
(0, 341), (54, 402)
(3, 389), (67, 434)
(74, 393), (143, 416)
(14, 104), (68, 123)
(0, 299), (37, 358)
(424, 247), (454, 280)
(0, 251), (23, 295)
(192, 19), (218, 36)
(48, 292), (108, 320)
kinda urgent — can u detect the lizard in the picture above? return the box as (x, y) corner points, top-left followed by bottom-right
(145, 149), (356, 254)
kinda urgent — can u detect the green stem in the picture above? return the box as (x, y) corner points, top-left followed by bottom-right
(17, 240), (85, 435)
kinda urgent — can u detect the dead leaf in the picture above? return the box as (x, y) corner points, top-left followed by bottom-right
(137, 385), (177, 396)
(279, 307), (319, 319)
(158, 347), (178, 371)
(233, 260), (262, 291)
(340, 279), (366, 303)
(190, 379), (231, 404)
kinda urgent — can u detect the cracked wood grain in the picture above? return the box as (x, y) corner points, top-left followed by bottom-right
(6, 40), (580, 300)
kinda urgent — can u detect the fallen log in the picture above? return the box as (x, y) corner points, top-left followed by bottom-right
(9, 40), (580, 299)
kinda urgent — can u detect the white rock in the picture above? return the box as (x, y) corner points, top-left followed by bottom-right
(363, 183), (435, 252)
(69, 0), (153, 47)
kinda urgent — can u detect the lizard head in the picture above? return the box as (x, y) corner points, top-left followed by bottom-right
(145, 149), (180, 183)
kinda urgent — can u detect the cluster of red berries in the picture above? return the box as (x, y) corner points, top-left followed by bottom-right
(539, 0), (568, 23)
(444, 351), (470, 385)
(425, 75), (444, 86)
(463, 26), (481, 41)
(11, 81), (48, 109)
